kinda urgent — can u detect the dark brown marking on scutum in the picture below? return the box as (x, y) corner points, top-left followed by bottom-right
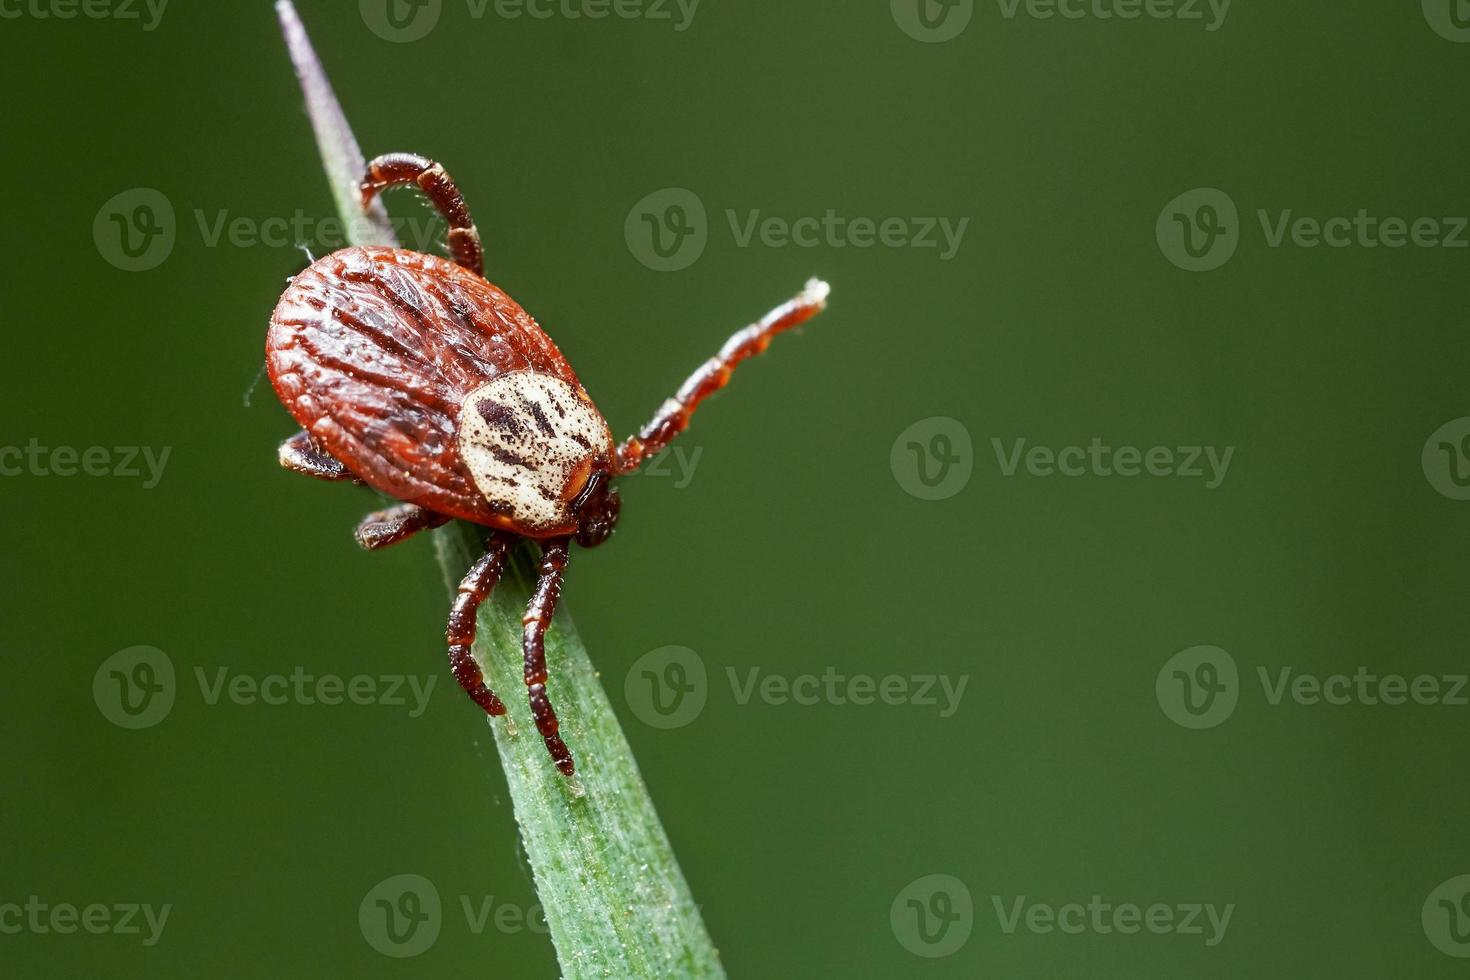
(475, 399), (525, 438)
(521, 395), (557, 438)
(486, 443), (532, 468)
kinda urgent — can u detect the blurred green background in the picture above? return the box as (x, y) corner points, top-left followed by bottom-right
(3, 1), (1470, 976)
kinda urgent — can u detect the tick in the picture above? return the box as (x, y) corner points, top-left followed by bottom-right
(266, 153), (830, 776)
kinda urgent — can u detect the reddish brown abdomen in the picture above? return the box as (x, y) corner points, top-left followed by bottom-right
(267, 245), (587, 528)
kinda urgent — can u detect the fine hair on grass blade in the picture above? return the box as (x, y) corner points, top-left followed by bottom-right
(273, 3), (726, 975)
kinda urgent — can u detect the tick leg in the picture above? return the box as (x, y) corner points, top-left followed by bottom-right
(279, 430), (360, 482)
(615, 278), (831, 473)
(523, 537), (576, 776)
(360, 153), (484, 277)
(355, 503), (451, 550)
(446, 533), (515, 724)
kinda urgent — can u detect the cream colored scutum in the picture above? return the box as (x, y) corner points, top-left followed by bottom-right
(457, 373), (612, 531)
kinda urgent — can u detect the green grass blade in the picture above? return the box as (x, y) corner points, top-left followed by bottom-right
(274, 4), (726, 975)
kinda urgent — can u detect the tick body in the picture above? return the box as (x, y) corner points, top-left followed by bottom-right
(267, 153), (829, 776)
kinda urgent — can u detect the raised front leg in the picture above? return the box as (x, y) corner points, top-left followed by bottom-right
(278, 430), (359, 482)
(522, 537), (576, 776)
(354, 503), (451, 550)
(361, 152), (484, 276)
(615, 278), (831, 473)
(446, 533), (515, 726)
